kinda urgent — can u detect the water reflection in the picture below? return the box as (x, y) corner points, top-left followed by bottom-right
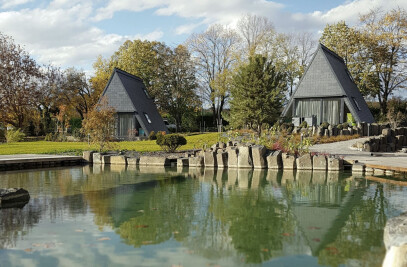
(0, 166), (402, 266)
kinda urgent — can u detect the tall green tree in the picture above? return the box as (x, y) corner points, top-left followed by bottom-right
(230, 55), (286, 134)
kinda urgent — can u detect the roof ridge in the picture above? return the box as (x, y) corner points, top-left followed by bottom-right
(114, 67), (143, 82)
(319, 43), (345, 64)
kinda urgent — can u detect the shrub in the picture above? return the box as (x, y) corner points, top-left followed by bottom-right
(321, 121), (330, 129)
(148, 131), (157, 140)
(337, 124), (344, 130)
(300, 121), (308, 128)
(6, 128), (26, 143)
(44, 133), (55, 141)
(342, 122), (349, 129)
(156, 134), (187, 152)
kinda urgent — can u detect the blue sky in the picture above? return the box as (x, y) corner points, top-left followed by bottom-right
(0, 0), (405, 74)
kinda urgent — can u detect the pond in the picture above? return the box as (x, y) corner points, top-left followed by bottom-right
(0, 165), (405, 267)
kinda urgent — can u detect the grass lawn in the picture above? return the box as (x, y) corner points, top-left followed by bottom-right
(0, 133), (221, 155)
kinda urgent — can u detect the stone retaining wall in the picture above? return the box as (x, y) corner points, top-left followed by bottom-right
(355, 127), (407, 152)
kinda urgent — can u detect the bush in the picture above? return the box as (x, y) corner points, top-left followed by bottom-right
(299, 121), (308, 128)
(342, 122), (349, 129)
(156, 134), (187, 152)
(321, 121), (330, 129)
(44, 133), (55, 141)
(6, 129), (26, 143)
(148, 131), (157, 140)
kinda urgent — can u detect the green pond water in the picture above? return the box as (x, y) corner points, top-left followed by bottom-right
(0, 165), (405, 267)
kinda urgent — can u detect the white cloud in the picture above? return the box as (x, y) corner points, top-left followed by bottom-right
(0, 0), (33, 9)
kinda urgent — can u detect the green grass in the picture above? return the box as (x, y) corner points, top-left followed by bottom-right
(0, 133), (220, 155)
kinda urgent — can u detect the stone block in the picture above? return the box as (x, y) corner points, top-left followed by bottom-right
(139, 156), (170, 166)
(217, 152), (228, 168)
(266, 150), (283, 169)
(177, 158), (189, 167)
(296, 153), (313, 170)
(374, 168), (385, 176)
(313, 155), (327, 170)
(238, 146), (253, 168)
(251, 145), (267, 169)
(371, 123), (379, 136)
(82, 151), (94, 163)
(383, 128), (392, 137)
(226, 147), (239, 168)
(282, 153), (296, 170)
(92, 153), (103, 164)
(127, 157), (139, 165)
(102, 155), (111, 165)
(110, 155), (127, 165)
(328, 157), (343, 171)
(189, 156), (204, 167)
(352, 162), (365, 173)
(218, 142), (226, 149)
(204, 151), (217, 167)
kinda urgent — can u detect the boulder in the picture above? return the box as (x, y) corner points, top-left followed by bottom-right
(251, 145), (267, 169)
(82, 151), (94, 163)
(127, 157), (140, 166)
(189, 156), (204, 167)
(266, 150), (283, 169)
(296, 153), (313, 170)
(313, 155), (327, 170)
(328, 157), (344, 171)
(110, 155), (127, 165)
(102, 155), (111, 165)
(204, 151), (217, 167)
(282, 153), (296, 169)
(352, 162), (365, 173)
(139, 156), (170, 166)
(237, 146), (253, 168)
(226, 147), (239, 168)
(374, 168), (385, 176)
(217, 152), (228, 168)
(0, 188), (30, 204)
(92, 153), (103, 164)
(177, 158), (189, 167)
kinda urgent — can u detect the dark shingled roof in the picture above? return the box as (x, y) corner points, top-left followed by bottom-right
(282, 43), (375, 123)
(100, 68), (168, 135)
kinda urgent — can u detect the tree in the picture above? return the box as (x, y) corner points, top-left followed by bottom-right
(229, 55), (286, 134)
(360, 8), (407, 114)
(0, 33), (43, 129)
(59, 67), (92, 120)
(165, 45), (199, 131)
(187, 24), (240, 126)
(81, 97), (116, 152)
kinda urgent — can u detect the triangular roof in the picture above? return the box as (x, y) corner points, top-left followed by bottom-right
(100, 68), (168, 135)
(282, 44), (374, 123)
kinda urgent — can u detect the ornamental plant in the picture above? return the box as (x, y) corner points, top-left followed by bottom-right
(156, 134), (187, 152)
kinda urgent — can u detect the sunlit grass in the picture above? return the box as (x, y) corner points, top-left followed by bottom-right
(0, 133), (220, 155)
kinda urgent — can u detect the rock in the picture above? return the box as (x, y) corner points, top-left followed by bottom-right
(328, 157), (343, 171)
(352, 162), (365, 173)
(385, 170), (395, 176)
(238, 146), (253, 169)
(251, 145), (267, 169)
(127, 157), (140, 165)
(217, 152), (228, 168)
(0, 188), (30, 204)
(365, 167), (374, 173)
(282, 153), (296, 169)
(110, 155), (127, 165)
(204, 151), (217, 167)
(226, 147), (239, 168)
(384, 213), (407, 249)
(383, 128), (392, 137)
(218, 142), (226, 149)
(102, 155), (111, 164)
(139, 156), (170, 166)
(266, 150), (283, 169)
(92, 153), (103, 164)
(374, 168), (385, 176)
(296, 153), (313, 170)
(313, 155), (327, 170)
(177, 158), (189, 167)
(189, 156), (204, 167)
(82, 151), (94, 163)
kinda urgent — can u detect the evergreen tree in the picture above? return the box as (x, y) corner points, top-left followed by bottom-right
(230, 55), (286, 134)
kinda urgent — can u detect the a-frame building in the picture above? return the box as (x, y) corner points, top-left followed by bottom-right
(100, 68), (168, 139)
(282, 44), (374, 125)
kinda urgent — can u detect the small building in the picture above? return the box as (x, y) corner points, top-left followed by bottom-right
(281, 44), (374, 126)
(100, 68), (168, 139)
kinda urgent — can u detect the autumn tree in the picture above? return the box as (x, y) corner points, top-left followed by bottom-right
(81, 97), (116, 152)
(229, 55), (286, 134)
(0, 33), (43, 129)
(187, 24), (240, 126)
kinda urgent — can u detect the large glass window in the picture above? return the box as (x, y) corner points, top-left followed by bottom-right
(118, 113), (134, 137)
(322, 99), (340, 125)
(295, 99), (321, 124)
